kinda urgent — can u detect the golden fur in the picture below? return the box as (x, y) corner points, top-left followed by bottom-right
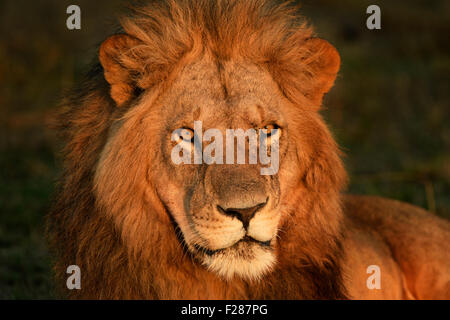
(47, 0), (450, 299)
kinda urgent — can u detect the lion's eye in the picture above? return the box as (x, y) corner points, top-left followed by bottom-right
(174, 127), (195, 144)
(261, 124), (281, 139)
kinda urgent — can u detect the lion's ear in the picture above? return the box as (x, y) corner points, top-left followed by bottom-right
(302, 38), (340, 106)
(99, 34), (143, 106)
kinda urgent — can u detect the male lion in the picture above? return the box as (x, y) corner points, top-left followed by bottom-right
(48, 0), (450, 299)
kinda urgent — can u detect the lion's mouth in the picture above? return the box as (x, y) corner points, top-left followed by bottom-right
(193, 236), (272, 256)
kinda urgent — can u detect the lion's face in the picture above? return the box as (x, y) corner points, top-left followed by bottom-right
(151, 57), (294, 280)
(96, 11), (342, 281)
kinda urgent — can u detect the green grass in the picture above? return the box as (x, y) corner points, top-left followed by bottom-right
(0, 0), (449, 298)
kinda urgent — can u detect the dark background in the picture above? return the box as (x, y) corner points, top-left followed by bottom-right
(0, 0), (449, 298)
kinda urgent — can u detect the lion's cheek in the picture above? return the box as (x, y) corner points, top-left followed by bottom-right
(247, 212), (281, 243)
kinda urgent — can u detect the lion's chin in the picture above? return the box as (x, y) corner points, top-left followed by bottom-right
(198, 241), (276, 281)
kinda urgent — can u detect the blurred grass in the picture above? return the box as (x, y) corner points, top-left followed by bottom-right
(0, 0), (449, 299)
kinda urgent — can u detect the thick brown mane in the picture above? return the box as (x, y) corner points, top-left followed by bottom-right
(105, 0), (338, 108)
(47, 0), (348, 299)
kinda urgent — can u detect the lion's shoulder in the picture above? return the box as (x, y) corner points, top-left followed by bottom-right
(342, 194), (446, 226)
(342, 194), (450, 299)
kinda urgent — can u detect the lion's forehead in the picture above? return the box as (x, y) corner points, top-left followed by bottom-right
(164, 56), (283, 123)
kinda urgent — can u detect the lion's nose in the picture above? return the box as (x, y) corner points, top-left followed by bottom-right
(217, 200), (267, 229)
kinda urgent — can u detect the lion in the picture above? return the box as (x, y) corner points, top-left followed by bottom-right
(47, 0), (450, 299)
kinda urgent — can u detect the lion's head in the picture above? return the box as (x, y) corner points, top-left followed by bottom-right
(50, 0), (348, 298)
